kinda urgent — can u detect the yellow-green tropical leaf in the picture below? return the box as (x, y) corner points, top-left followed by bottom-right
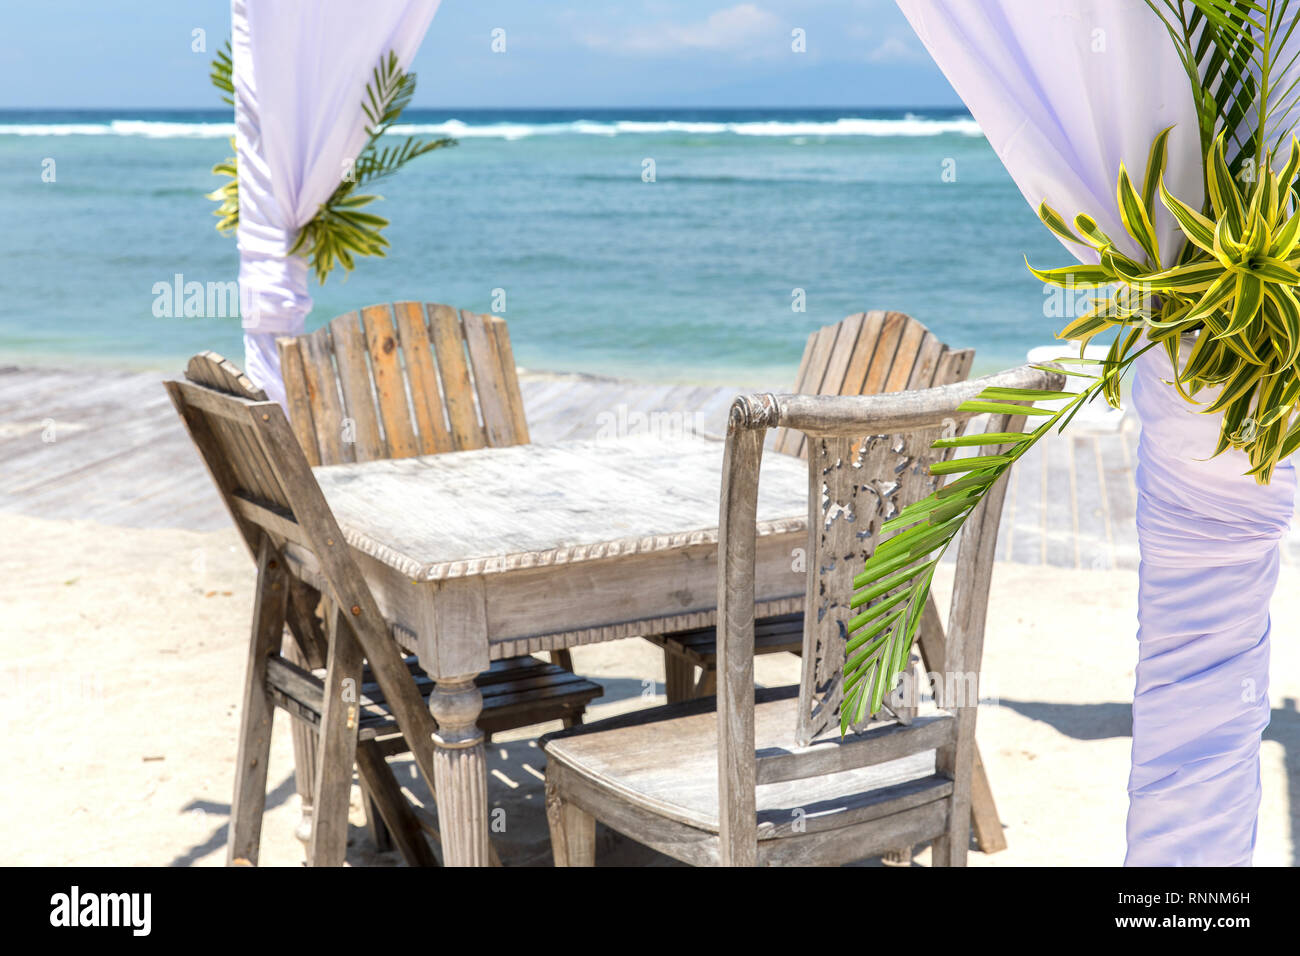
(1038, 201), (1081, 244)
(1208, 133), (1246, 236)
(1160, 176), (1217, 253)
(1118, 161), (1161, 264)
(1270, 206), (1300, 259)
(1278, 137), (1300, 195)
(1183, 270), (1236, 323)
(1249, 257), (1300, 284)
(1203, 362), (1265, 413)
(1071, 213), (1119, 253)
(1223, 272), (1265, 335)
(1025, 260), (1116, 286)
(1142, 125), (1173, 221)
(1265, 284), (1300, 368)
(1213, 214), (1248, 265)
(1056, 309), (1116, 342)
(1112, 258), (1223, 292)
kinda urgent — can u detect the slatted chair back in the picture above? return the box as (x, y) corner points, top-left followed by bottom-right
(276, 302), (529, 467)
(772, 311), (974, 459)
(714, 364), (1063, 865)
(163, 351), (443, 861)
(278, 304), (577, 689)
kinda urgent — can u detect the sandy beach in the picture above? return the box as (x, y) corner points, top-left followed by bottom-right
(4, 505), (1297, 866)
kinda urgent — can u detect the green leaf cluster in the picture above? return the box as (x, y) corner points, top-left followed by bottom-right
(206, 42), (238, 235)
(1033, 132), (1300, 482)
(204, 43), (455, 284)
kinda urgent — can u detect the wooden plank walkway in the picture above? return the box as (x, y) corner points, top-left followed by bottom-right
(3, 363), (1297, 570)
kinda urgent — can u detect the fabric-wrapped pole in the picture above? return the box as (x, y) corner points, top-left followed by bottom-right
(231, 0), (441, 405)
(896, 0), (1293, 864)
(1128, 347), (1294, 865)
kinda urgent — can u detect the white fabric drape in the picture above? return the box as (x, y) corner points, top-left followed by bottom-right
(232, 0), (441, 405)
(897, 0), (1293, 866)
(898, 0), (1202, 267)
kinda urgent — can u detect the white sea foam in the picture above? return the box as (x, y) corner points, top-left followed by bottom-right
(109, 120), (236, 138)
(392, 114), (982, 139)
(0, 120), (235, 137)
(0, 123), (112, 136)
(0, 114), (980, 140)
(730, 116), (980, 136)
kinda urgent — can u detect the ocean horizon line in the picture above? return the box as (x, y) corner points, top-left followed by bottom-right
(0, 106), (982, 140)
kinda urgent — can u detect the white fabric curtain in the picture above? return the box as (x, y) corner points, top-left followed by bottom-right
(897, 0), (1293, 866)
(232, 0), (442, 405)
(898, 0), (1202, 267)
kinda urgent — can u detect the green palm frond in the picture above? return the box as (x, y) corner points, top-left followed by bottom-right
(206, 44), (455, 285)
(206, 41), (238, 232)
(206, 139), (239, 235)
(1191, 0), (1300, 159)
(362, 51), (417, 132)
(349, 51), (456, 191)
(287, 52), (455, 285)
(843, 358), (1139, 734)
(210, 39), (234, 108)
(1147, 1), (1300, 179)
(1145, 1), (1257, 185)
(353, 135), (452, 188)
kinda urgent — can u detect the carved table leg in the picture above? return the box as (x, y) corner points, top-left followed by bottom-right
(429, 675), (490, 866)
(881, 846), (915, 866)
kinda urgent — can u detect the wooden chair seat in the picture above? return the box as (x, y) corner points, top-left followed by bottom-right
(268, 653), (603, 744)
(645, 612), (801, 699)
(645, 612), (803, 668)
(541, 689), (955, 865)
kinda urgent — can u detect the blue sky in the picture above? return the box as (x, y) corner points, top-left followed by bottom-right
(3, 0), (961, 109)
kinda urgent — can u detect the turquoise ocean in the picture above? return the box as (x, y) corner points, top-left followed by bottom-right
(0, 107), (1071, 385)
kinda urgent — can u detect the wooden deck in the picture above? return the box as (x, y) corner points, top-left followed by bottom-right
(3, 363), (1296, 571)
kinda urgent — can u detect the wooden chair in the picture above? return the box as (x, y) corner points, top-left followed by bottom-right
(165, 352), (451, 866)
(648, 312), (1006, 857)
(541, 364), (1062, 866)
(647, 312), (974, 702)
(275, 302), (531, 467)
(274, 303), (598, 856)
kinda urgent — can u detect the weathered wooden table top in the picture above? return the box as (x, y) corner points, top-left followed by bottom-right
(312, 433), (810, 582)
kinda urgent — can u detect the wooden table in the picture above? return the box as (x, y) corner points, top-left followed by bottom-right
(286, 433), (809, 865)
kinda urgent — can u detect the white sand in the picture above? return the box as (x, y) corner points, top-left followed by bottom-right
(3, 511), (1297, 866)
